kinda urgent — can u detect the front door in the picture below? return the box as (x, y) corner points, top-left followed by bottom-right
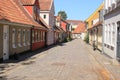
(117, 22), (120, 60)
(3, 25), (9, 60)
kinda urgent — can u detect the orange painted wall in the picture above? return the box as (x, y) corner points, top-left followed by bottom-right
(24, 6), (33, 16)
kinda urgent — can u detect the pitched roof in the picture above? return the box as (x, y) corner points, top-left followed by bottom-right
(66, 20), (83, 25)
(39, 0), (53, 11)
(20, 0), (36, 5)
(0, 0), (45, 29)
(89, 21), (103, 30)
(73, 22), (86, 34)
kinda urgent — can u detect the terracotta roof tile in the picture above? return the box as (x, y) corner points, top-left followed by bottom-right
(39, 0), (53, 11)
(73, 22), (86, 34)
(0, 0), (45, 29)
(20, 0), (36, 5)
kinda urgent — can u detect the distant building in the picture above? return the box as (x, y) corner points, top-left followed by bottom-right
(66, 20), (83, 32)
(72, 22), (86, 40)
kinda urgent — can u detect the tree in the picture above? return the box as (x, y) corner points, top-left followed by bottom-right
(58, 11), (67, 20)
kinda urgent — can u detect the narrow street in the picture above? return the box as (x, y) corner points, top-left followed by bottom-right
(0, 39), (120, 80)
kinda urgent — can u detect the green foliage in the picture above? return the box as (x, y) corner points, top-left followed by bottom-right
(84, 33), (89, 43)
(58, 11), (67, 20)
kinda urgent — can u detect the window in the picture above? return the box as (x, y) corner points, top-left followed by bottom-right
(18, 29), (22, 47)
(112, 23), (115, 46)
(27, 30), (30, 45)
(32, 30), (34, 43)
(109, 24), (111, 45)
(35, 30), (38, 42)
(12, 28), (16, 48)
(43, 15), (46, 19)
(23, 29), (26, 46)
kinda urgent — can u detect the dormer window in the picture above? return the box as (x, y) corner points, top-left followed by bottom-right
(43, 15), (46, 19)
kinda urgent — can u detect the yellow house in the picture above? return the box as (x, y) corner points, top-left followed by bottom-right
(85, 3), (104, 51)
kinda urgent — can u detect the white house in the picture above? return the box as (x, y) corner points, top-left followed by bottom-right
(103, 0), (120, 61)
(39, 0), (55, 45)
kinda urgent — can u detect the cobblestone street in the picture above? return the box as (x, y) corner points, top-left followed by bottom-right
(0, 39), (120, 80)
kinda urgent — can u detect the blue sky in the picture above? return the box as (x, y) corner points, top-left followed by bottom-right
(54, 0), (103, 21)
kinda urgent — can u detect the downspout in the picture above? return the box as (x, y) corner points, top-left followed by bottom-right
(102, 3), (105, 54)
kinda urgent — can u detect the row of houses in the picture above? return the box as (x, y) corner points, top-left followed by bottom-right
(0, 0), (72, 61)
(85, 0), (120, 62)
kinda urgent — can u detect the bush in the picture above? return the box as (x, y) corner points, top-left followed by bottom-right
(84, 33), (89, 43)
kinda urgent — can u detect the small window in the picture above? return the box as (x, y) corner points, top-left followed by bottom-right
(43, 15), (46, 19)
(18, 29), (22, 47)
(32, 30), (34, 43)
(23, 29), (26, 46)
(27, 30), (30, 45)
(12, 28), (16, 48)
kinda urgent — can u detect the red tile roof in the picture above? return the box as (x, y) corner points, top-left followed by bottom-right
(73, 22), (86, 34)
(66, 20), (84, 25)
(0, 0), (45, 29)
(20, 0), (36, 5)
(39, 0), (53, 11)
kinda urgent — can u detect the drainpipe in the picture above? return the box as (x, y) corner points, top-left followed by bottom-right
(102, 3), (105, 54)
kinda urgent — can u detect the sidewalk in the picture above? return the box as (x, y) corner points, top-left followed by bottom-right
(84, 40), (120, 80)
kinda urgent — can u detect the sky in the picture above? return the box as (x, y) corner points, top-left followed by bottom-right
(54, 0), (103, 21)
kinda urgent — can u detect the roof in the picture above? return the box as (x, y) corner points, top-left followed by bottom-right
(73, 22), (86, 34)
(66, 20), (84, 25)
(20, 0), (36, 5)
(86, 3), (104, 22)
(0, 0), (45, 29)
(89, 21), (103, 30)
(39, 0), (53, 11)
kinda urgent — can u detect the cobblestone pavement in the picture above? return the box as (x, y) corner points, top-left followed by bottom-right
(0, 39), (120, 80)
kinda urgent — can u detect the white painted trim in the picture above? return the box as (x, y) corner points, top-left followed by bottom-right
(3, 25), (9, 60)
(115, 22), (118, 59)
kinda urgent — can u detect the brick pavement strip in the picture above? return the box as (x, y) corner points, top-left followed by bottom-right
(0, 39), (120, 80)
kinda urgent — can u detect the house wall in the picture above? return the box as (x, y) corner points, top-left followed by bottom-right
(81, 33), (86, 40)
(49, 3), (55, 29)
(40, 13), (49, 26)
(47, 30), (54, 45)
(104, 8), (120, 58)
(0, 24), (3, 58)
(9, 25), (31, 56)
(97, 26), (102, 51)
(31, 28), (46, 51)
